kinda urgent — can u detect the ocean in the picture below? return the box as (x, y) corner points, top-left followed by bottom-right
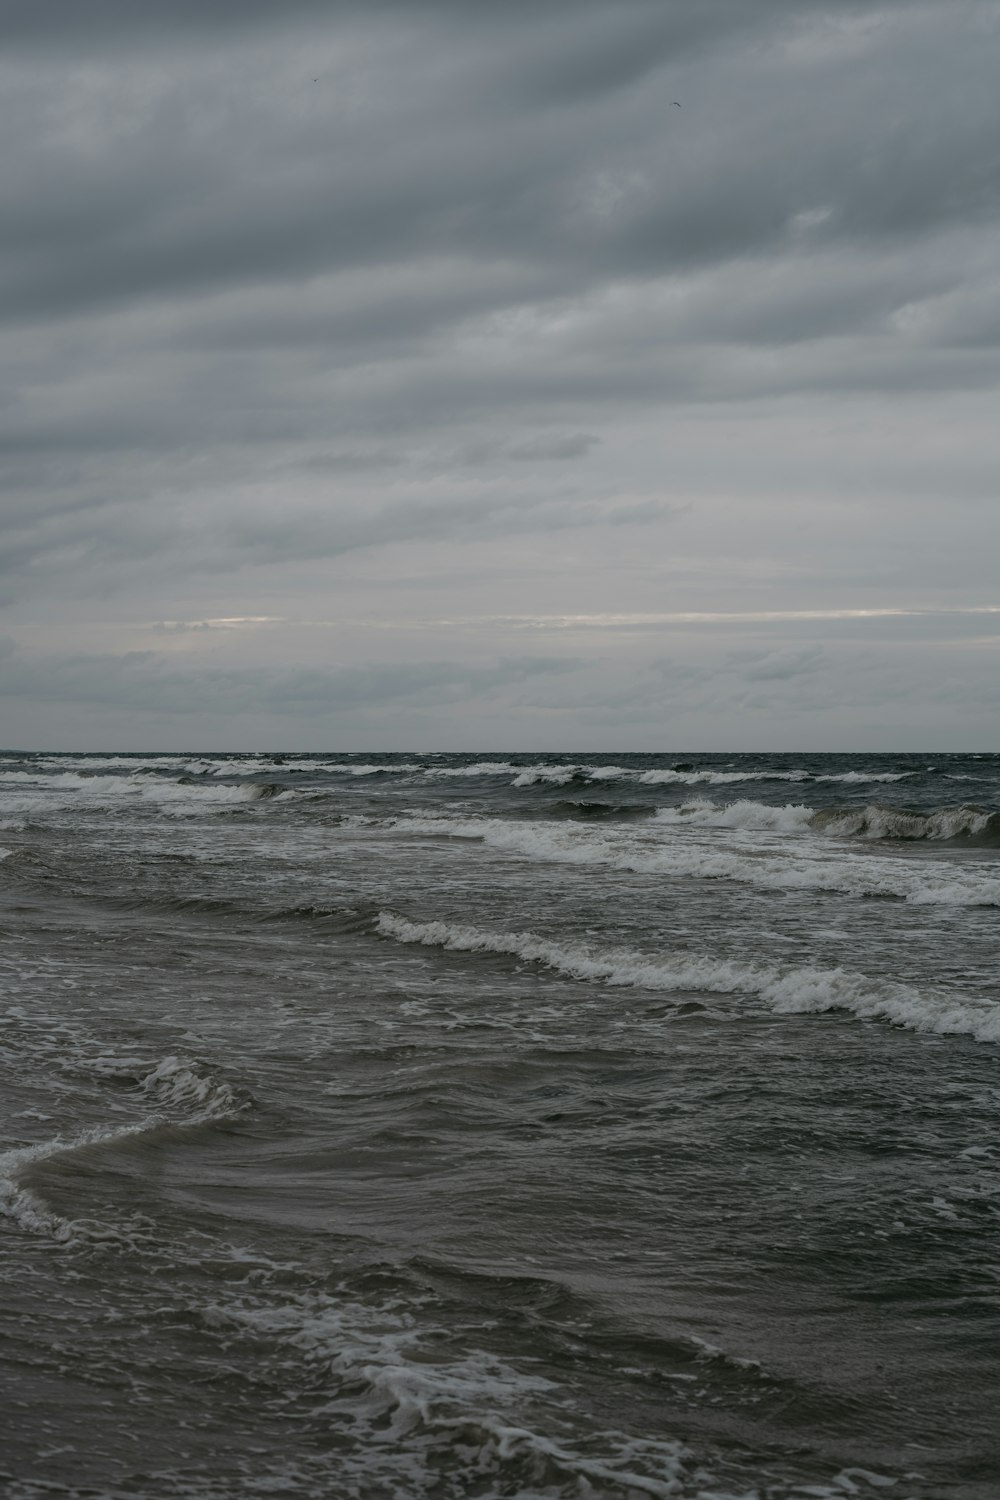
(1, 750), (998, 1500)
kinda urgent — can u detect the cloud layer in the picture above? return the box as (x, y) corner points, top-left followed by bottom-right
(2, 1), (999, 746)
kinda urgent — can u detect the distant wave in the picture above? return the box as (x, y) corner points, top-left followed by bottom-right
(0, 769), (291, 815)
(392, 814), (1000, 905)
(0, 759), (918, 791)
(813, 771), (910, 784)
(651, 799), (1000, 844)
(377, 913), (1000, 1043)
(512, 765), (818, 788)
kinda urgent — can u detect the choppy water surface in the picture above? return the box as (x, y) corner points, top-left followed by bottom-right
(2, 750), (999, 1499)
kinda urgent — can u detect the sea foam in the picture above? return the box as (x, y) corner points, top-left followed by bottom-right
(376, 913), (1000, 1043)
(0, 1054), (246, 1246)
(206, 1289), (692, 1498)
(393, 814), (1000, 906)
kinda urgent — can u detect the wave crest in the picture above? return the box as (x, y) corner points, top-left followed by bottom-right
(376, 913), (1000, 1043)
(813, 803), (1000, 843)
(0, 1053), (248, 1246)
(392, 814), (1000, 906)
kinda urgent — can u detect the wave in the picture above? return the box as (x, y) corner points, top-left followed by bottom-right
(512, 765), (816, 788)
(654, 799), (815, 833)
(288, 761), (424, 777)
(513, 766), (919, 789)
(813, 771), (909, 784)
(204, 1291), (692, 1498)
(426, 760), (522, 778)
(376, 913), (1000, 1043)
(650, 799), (1000, 843)
(392, 815), (1000, 905)
(0, 1054), (247, 1246)
(0, 770), (290, 816)
(551, 800), (657, 822)
(813, 803), (1000, 844)
(638, 767), (810, 786)
(0, 753), (340, 777)
(0, 760), (963, 811)
(0, 754), (200, 775)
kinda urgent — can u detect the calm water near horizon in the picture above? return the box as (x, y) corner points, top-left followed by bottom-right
(2, 750), (999, 1499)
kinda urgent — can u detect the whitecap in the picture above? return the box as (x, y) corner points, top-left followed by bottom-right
(814, 771), (910, 784)
(391, 814), (1000, 906)
(655, 800), (815, 834)
(377, 913), (1000, 1043)
(0, 1053), (247, 1246)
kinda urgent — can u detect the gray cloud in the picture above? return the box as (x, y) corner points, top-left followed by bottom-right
(1, 0), (999, 745)
(0, 644), (574, 717)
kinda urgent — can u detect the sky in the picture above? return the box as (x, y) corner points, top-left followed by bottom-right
(2, 0), (999, 751)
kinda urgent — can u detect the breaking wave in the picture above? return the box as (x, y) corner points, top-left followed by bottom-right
(0, 769), (290, 815)
(0, 1054), (247, 1247)
(392, 814), (1000, 905)
(376, 913), (1000, 1043)
(813, 803), (1000, 843)
(650, 799), (1000, 843)
(654, 800), (815, 833)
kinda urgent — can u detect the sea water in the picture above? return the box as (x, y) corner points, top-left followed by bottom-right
(1, 751), (999, 1498)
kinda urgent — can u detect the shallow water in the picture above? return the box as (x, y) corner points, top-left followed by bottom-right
(2, 751), (999, 1498)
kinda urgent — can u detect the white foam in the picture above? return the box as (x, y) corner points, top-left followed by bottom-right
(814, 771), (910, 783)
(0, 769), (291, 820)
(140, 778), (286, 810)
(207, 1292), (689, 1498)
(816, 804), (994, 841)
(0, 1054), (245, 1245)
(2, 754), (196, 774)
(512, 765), (815, 788)
(513, 764), (580, 786)
(657, 798), (996, 840)
(139, 1054), (243, 1118)
(638, 768), (809, 786)
(655, 799), (815, 833)
(429, 761), (520, 777)
(377, 913), (1000, 1043)
(0, 1121), (154, 1245)
(393, 814), (1000, 906)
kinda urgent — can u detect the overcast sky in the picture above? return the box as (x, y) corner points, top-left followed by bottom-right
(2, 0), (999, 750)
